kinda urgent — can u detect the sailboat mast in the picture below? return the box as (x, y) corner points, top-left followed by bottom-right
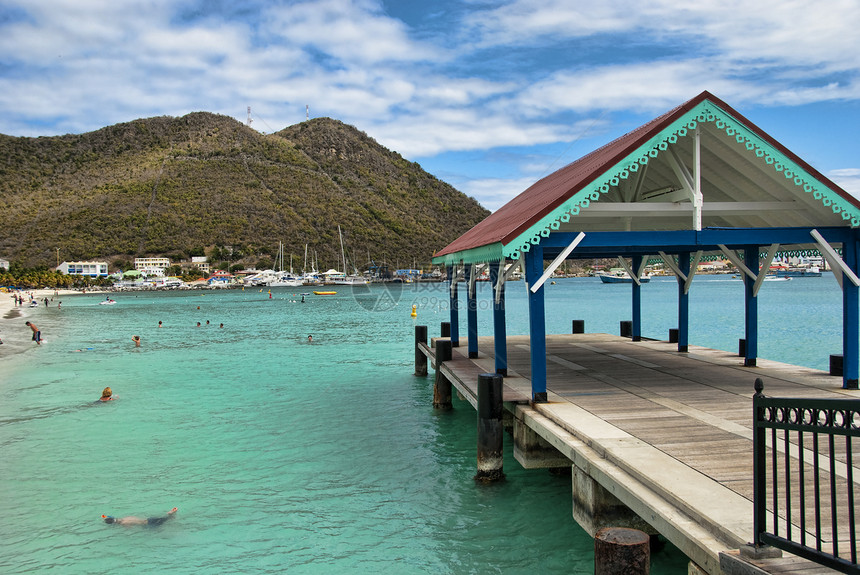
(339, 226), (347, 274)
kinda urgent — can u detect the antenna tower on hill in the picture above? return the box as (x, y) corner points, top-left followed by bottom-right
(246, 106), (253, 128)
(306, 105), (309, 121)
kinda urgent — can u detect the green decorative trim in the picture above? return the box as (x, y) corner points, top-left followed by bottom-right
(647, 249), (832, 266)
(432, 242), (504, 265)
(502, 100), (860, 261)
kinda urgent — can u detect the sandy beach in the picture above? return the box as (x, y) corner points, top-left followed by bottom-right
(0, 288), (97, 356)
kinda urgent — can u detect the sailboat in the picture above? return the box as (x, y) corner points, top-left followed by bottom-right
(300, 243), (321, 285)
(333, 226), (367, 286)
(268, 242), (302, 287)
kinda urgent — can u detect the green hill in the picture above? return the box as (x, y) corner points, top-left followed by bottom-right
(0, 113), (489, 270)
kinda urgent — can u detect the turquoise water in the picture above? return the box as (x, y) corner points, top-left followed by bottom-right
(0, 276), (845, 574)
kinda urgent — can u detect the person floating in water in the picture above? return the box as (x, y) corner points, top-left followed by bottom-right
(132, 335), (141, 347)
(307, 335), (313, 342)
(158, 321), (162, 328)
(25, 321), (41, 345)
(99, 387), (115, 401)
(102, 507), (177, 527)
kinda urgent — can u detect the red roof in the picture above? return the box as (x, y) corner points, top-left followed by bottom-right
(434, 91), (856, 261)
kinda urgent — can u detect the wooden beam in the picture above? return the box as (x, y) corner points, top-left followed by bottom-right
(573, 202), (800, 216)
(531, 232), (586, 293)
(718, 245), (757, 281)
(811, 228), (860, 288)
(751, 244), (779, 297)
(684, 251), (702, 294)
(658, 251), (686, 282)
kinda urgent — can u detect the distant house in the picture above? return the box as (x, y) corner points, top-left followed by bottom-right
(0, 258), (9, 271)
(191, 256), (211, 274)
(208, 270), (234, 285)
(57, 261), (109, 277)
(179, 257), (210, 275)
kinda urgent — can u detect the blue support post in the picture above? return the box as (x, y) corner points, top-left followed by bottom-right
(744, 246), (759, 367)
(632, 255), (642, 342)
(677, 252), (690, 352)
(525, 246), (548, 403)
(843, 233), (859, 389)
(465, 264), (479, 359)
(447, 265), (460, 347)
(489, 261), (508, 376)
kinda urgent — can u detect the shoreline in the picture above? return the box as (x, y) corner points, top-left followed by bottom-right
(0, 288), (104, 359)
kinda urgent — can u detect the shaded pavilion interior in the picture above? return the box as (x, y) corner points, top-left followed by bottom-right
(433, 91), (860, 399)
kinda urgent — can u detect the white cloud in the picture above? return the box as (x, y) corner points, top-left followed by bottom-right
(830, 169), (860, 199)
(469, 0), (860, 74)
(457, 176), (539, 212)
(263, 0), (439, 65)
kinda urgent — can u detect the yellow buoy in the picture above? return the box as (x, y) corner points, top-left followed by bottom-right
(411, 304), (417, 318)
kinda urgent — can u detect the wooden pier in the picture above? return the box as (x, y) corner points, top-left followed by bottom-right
(418, 331), (860, 575)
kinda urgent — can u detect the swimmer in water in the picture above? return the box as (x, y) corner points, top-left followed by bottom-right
(158, 321), (162, 328)
(103, 507), (177, 527)
(132, 335), (141, 347)
(307, 335), (313, 342)
(99, 387), (115, 401)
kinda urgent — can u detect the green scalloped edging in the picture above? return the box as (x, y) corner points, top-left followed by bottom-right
(501, 100), (860, 261)
(432, 242), (504, 266)
(647, 248), (831, 267)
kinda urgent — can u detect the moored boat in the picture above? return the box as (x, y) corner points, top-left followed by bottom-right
(597, 272), (650, 284)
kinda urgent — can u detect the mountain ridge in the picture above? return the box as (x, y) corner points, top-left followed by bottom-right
(0, 112), (489, 269)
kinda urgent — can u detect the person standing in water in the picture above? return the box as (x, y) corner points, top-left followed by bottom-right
(25, 321), (41, 345)
(102, 507), (177, 526)
(99, 387), (115, 401)
(132, 335), (141, 347)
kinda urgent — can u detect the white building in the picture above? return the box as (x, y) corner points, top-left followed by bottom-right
(0, 258), (9, 271)
(134, 257), (171, 277)
(57, 261), (109, 277)
(134, 257), (170, 270)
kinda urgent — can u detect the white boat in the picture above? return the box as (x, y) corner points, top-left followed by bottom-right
(596, 270), (650, 284)
(99, 298), (117, 305)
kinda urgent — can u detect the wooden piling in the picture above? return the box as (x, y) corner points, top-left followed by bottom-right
(668, 328), (678, 343)
(620, 321), (632, 338)
(414, 325), (427, 376)
(441, 321), (451, 338)
(594, 527), (650, 575)
(475, 373), (504, 483)
(831, 354), (844, 376)
(572, 319), (585, 334)
(433, 339), (453, 409)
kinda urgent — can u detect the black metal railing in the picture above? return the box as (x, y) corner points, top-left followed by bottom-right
(753, 377), (860, 574)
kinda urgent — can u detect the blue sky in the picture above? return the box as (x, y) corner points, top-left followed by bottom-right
(1, 0), (858, 211)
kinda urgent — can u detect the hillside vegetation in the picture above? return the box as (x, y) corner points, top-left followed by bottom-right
(0, 113), (489, 269)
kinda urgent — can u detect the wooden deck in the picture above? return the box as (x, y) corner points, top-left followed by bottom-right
(420, 333), (860, 575)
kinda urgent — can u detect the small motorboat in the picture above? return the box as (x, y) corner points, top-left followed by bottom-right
(99, 299), (117, 305)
